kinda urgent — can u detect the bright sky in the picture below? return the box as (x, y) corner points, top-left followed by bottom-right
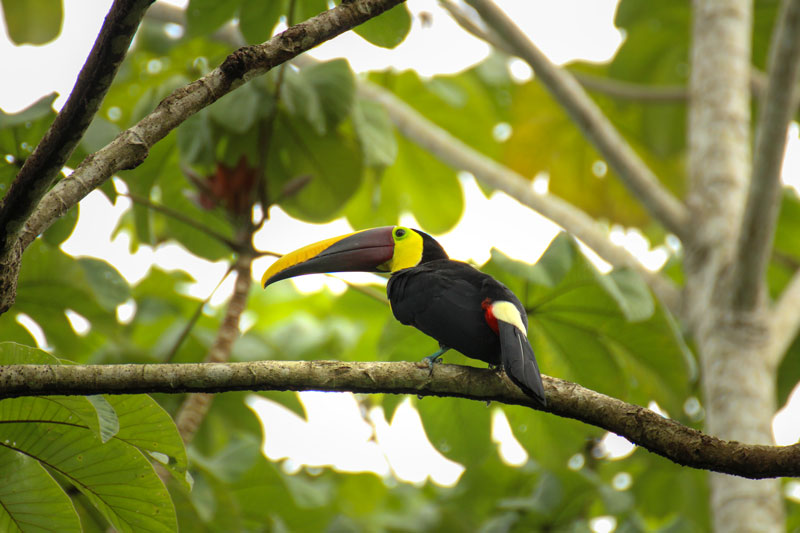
(3, 0), (800, 516)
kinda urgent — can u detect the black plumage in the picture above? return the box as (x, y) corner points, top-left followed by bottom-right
(387, 250), (546, 406)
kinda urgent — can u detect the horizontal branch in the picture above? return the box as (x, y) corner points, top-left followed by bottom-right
(357, 82), (681, 313)
(0, 361), (797, 479)
(466, 0), (690, 238)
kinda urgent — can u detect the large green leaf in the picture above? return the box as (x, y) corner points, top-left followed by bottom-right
(238, 0), (284, 43)
(353, 3), (412, 48)
(0, 446), (81, 533)
(0, 343), (184, 530)
(345, 136), (463, 234)
(186, 0), (239, 37)
(268, 115), (363, 222)
(0, 0), (62, 44)
(352, 98), (398, 168)
(415, 396), (492, 466)
(304, 59), (356, 133)
(484, 234), (693, 415)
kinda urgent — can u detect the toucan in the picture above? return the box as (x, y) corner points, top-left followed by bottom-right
(261, 226), (546, 406)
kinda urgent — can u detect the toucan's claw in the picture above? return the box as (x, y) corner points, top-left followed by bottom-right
(422, 345), (450, 374)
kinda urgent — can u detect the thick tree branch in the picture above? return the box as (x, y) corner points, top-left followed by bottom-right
(0, 0), (153, 314)
(464, 0), (689, 238)
(0, 0), (152, 256)
(733, 0), (800, 311)
(356, 82), (681, 313)
(0, 360), (798, 479)
(1, 0), (406, 315)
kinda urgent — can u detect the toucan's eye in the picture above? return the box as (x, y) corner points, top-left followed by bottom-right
(395, 228), (406, 239)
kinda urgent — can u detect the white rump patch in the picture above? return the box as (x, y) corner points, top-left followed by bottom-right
(492, 301), (527, 336)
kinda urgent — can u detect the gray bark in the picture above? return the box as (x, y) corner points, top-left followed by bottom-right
(686, 1), (784, 531)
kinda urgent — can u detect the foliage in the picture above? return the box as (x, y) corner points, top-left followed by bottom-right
(1, 0), (799, 532)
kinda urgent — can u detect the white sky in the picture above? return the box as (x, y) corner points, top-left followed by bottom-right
(3, 0), (800, 511)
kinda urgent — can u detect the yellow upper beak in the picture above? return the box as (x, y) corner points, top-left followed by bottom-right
(261, 227), (396, 288)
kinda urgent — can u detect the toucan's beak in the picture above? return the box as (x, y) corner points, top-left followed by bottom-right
(262, 226), (396, 288)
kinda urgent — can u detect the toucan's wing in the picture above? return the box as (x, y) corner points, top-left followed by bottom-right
(498, 320), (546, 406)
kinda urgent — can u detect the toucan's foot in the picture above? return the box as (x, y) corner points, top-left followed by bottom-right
(422, 346), (450, 373)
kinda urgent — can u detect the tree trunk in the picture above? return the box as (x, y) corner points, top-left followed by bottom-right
(686, 1), (785, 531)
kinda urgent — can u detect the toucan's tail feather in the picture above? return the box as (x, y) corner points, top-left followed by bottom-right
(498, 321), (546, 406)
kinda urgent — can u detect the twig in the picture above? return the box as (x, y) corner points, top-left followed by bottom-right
(464, 0), (689, 238)
(357, 82), (681, 314)
(0, 0), (153, 261)
(163, 264), (235, 363)
(733, 0), (800, 311)
(1, 359), (799, 480)
(122, 192), (242, 252)
(174, 253), (253, 443)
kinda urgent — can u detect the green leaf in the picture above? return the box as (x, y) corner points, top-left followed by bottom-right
(209, 82), (262, 135)
(282, 67), (326, 135)
(0, 446), (81, 532)
(239, 0), (284, 43)
(485, 235), (693, 414)
(186, 0), (239, 37)
(268, 116), (363, 222)
(86, 396), (120, 443)
(352, 99), (398, 168)
(295, 0), (328, 22)
(0, 94), (57, 188)
(0, 344), (181, 532)
(0, 0), (62, 44)
(0, 400), (177, 532)
(42, 204), (78, 247)
(353, 3), (412, 48)
(107, 395), (189, 486)
(0, 93), (57, 129)
(77, 258), (130, 312)
(304, 59), (356, 132)
(177, 108), (215, 166)
(415, 396), (491, 465)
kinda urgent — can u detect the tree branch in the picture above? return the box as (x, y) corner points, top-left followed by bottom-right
(0, 0), (153, 263)
(441, 0), (688, 103)
(0, 0), (406, 316)
(733, 0), (800, 311)
(356, 82), (681, 313)
(464, 0), (689, 238)
(0, 360), (798, 479)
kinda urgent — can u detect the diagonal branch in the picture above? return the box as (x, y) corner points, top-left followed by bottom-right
(0, 360), (798, 479)
(733, 0), (800, 311)
(464, 0), (689, 239)
(357, 82), (681, 314)
(0, 0), (153, 261)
